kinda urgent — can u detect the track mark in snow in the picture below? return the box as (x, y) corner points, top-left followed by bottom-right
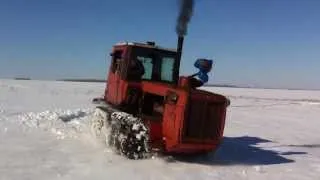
(229, 95), (320, 106)
(287, 144), (320, 148)
(59, 110), (87, 122)
(253, 166), (266, 173)
(17, 109), (94, 139)
(312, 164), (320, 172)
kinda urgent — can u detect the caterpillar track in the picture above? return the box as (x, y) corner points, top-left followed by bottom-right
(90, 103), (151, 160)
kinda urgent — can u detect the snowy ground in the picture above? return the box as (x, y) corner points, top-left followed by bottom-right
(1, 79), (319, 180)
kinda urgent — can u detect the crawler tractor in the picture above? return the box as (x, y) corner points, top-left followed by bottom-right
(91, 36), (230, 159)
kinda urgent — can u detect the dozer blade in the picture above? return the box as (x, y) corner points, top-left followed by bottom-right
(90, 103), (151, 160)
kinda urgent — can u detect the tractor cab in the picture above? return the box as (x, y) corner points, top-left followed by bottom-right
(105, 41), (210, 105)
(108, 42), (178, 83)
(105, 41), (183, 106)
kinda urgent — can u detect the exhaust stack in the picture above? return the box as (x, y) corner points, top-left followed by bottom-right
(173, 36), (184, 83)
(176, 36), (184, 65)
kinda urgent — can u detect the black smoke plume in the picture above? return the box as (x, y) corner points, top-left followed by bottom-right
(176, 0), (194, 36)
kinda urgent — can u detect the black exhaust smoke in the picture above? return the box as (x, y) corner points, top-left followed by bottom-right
(176, 0), (194, 59)
(174, 0), (194, 82)
(176, 0), (194, 37)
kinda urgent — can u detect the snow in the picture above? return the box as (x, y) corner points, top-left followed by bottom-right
(1, 79), (320, 180)
(132, 123), (140, 131)
(18, 109), (92, 139)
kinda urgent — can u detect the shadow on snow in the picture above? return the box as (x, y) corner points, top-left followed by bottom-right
(167, 136), (307, 166)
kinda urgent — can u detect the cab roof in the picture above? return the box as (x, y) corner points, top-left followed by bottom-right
(114, 41), (177, 53)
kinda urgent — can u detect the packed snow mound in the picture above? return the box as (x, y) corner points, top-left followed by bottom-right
(18, 108), (94, 139)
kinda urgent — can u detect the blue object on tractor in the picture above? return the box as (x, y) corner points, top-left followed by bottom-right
(193, 59), (213, 83)
(194, 58), (213, 73)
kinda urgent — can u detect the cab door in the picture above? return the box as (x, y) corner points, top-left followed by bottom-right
(106, 49), (125, 105)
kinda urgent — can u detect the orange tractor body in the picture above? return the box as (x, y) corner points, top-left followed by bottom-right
(99, 39), (230, 155)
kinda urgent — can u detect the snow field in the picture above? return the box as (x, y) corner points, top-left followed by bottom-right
(0, 79), (319, 180)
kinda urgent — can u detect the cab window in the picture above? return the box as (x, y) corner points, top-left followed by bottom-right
(111, 50), (123, 73)
(137, 56), (153, 80)
(160, 57), (175, 82)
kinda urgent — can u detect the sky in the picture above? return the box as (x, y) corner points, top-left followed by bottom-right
(0, 0), (319, 90)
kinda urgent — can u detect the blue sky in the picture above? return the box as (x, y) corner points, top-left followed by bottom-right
(0, 0), (319, 89)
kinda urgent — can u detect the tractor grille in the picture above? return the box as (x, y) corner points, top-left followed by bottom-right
(183, 95), (226, 141)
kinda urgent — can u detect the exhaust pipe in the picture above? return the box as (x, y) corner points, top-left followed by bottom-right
(177, 36), (184, 63)
(174, 36), (184, 83)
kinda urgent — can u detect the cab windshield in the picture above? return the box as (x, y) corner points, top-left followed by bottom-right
(130, 47), (177, 83)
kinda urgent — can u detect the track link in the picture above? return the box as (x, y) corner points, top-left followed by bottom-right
(91, 105), (151, 160)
